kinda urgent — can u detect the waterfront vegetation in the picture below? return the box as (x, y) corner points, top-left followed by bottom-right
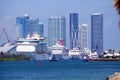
(0, 52), (31, 61)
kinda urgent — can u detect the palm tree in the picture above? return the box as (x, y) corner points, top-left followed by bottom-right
(114, 0), (120, 26)
(114, 0), (120, 14)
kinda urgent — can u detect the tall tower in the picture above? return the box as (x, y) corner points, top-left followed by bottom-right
(69, 13), (79, 49)
(48, 16), (66, 47)
(78, 24), (88, 50)
(91, 13), (103, 55)
(16, 14), (29, 38)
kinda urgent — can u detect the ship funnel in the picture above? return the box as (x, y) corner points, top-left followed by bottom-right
(59, 40), (63, 45)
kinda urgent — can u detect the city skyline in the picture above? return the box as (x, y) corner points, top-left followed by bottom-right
(0, 0), (120, 50)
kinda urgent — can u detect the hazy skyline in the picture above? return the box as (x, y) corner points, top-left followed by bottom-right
(0, 0), (120, 50)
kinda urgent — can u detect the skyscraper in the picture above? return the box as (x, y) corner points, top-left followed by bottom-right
(78, 24), (88, 50)
(16, 14), (29, 38)
(48, 16), (66, 47)
(69, 13), (79, 49)
(91, 13), (103, 55)
(25, 19), (44, 37)
(16, 14), (44, 38)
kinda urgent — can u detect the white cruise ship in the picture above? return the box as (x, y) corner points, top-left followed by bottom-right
(16, 32), (48, 60)
(50, 42), (69, 60)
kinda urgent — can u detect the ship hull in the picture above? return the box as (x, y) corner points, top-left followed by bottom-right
(83, 58), (120, 62)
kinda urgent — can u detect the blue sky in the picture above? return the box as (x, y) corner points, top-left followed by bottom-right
(0, 0), (120, 50)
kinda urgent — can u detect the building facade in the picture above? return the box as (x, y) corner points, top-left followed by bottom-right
(48, 16), (66, 47)
(16, 14), (44, 38)
(25, 19), (44, 37)
(78, 24), (88, 50)
(69, 13), (79, 49)
(91, 13), (103, 55)
(16, 15), (29, 38)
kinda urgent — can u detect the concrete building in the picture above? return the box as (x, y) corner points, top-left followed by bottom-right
(78, 24), (88, 50)
(48, 16), (66, 47)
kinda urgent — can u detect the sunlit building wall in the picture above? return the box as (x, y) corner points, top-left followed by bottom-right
(48, 16), (66, 47)
(78, 24), (88, 50)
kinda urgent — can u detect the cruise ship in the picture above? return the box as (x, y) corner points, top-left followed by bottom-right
(16, 32), (48, 60)
(50, 42), (69, 60)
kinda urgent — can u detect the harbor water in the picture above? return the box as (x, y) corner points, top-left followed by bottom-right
(0, 60), (120, 80)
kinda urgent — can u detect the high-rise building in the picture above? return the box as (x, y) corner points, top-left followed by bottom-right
(91, 13), (103, 55)
(16, 14), (29, 38)
(78, 24), (88, 50)
(48, 16), (66, 47)
(25, 19), (44, 37)
(16, 14), (44, 38)
(69, 13), (79, 49)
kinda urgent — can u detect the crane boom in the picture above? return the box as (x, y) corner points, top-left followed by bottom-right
(0, 28), (10, 43)
(3, 28), (10, 43)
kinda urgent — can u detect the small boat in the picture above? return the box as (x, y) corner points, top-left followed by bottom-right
(49, 55), (59, 62)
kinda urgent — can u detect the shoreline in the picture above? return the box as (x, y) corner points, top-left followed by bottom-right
(0, 53), (31, 61)
(83, 58), (120, 62)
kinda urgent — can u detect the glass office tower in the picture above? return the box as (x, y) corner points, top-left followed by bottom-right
(25, 19), (44, 37)
(69, 13), (79, 49)
(91, 13), (103, 55)
(48, 16), (66, 47)
(16, 15), (29, 38)
(16, 14), (44, 38)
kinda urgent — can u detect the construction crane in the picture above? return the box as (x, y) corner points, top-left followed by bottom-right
(0, 28), (10, 44)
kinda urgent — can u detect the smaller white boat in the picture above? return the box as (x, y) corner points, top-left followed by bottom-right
(69, 48), (81, 59)
(50, 42), (68, 60)
(49, 55), (59, 62)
